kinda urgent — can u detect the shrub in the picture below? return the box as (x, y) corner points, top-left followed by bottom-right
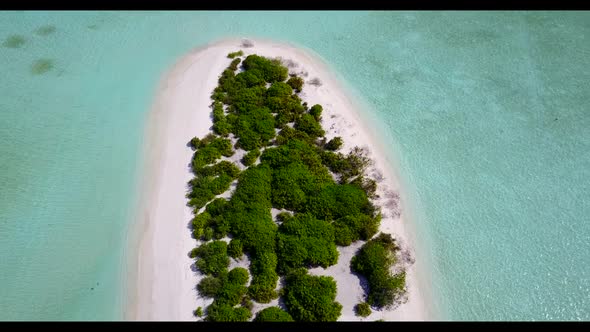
(212, 102), (225, 122)
(205, 198), (229, 217)
(305, 184), (371, 221)
(197, 276), (223, 298)
(228, 238), (244, 259)
(248, 282), (279, 303)
(203, 227), (214, 241)
(325, 137), (343, 151)
(354, 302), (372, 317)
(275, 211), (293, 223)
(213, 120), (231, 137)
(276, 213), (338, 273)
(196, 160), (241, 179)
(283, 268), (342, 321)
(190, 136), (234, 171)
(186, 174), (233, 211)
(189, 137), (200, 150)
(320, 150), (346, 173)
(193, 241), (229, 276)
(234, 108), (276, 151)
(267, 81), (293, 98)
(228, 267), (249, 285)
(227, 50), (244, 59)
(270, 163), (312, 211)
(350, 175), (378, 199)
(231, 164), (273, 209)
(350, 233), (406, 309)
(194, 307), (203, 317)
(235, 69), (266, 87)
(229, 58), (242, 70)
(216, 279), (248, 307)
(191, 211), (212, 230)
(205, 302), (252, 322)
(309, 104), (323, 121)
(241, 148), (260, 167)
(295, 113), (325, 138)
(248, 251), (279, 303)
(286, 76), (304, 92)
(253, 307), (294, 322)
(341, 147), (372, 181)
(242, 297), (254, 311)
(333, 213), (380, 246)
(242, 54), (288, 82)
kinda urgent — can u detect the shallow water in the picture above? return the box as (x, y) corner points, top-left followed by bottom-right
(0, 11), (588, 320)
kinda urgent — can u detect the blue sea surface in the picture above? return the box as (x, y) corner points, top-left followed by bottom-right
(0, 11), (588, 320)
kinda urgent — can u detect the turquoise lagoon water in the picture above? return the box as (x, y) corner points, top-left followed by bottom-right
(0, 11), (588, 320)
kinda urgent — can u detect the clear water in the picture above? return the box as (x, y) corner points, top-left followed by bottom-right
(0, 11), (588, 321)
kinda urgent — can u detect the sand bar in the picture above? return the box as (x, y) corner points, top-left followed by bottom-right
(126, 38), (432, 321)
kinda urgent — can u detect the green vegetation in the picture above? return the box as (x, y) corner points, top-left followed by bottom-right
(197, 275), (223, 298)
(229, 58), (241, 71)
(2, 35), (26, 48)
(194, 306), (203, 317)
(192, 241), (229, 276)
(189, 134), (234, 170)
(295, 113), (325, 138)
(205, 302), (252, 322)
(325, 136), (343, 151)
(187, 160), (240, 212)
(242, 54), (288, 82)
(228, 238), (244, 259)
(283, 268), (342, 321)
(196, 267), (248, 307)
(227, 50), (244, 59)
(286, 76), (304, 93)
(321, 146), (373, 183)
(253, 307), (294, 322)
(276, 213), (338, 273)
(241, 148), (260, 167)
(187, 53), (405, 321)
(354, 302), (372, 317)
(309, 104), (323, 122)
(351, 233), (407, 309)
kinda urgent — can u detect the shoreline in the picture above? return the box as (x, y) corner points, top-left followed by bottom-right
(126, 37), (433, 321)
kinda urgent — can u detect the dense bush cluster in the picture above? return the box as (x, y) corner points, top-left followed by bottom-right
(324, 136), (343, 151)
(282, 268), (342, 321)
(276, 213), (338, 273)
(186, 52), (405, 321)
(350, 233), (406, 309)
(253, 307), (294, 322)
(354, 302), (372, 317)
(197, 266), (251, 321)
(189, 134), (234, 171)
(228, 238), (243, 259)
(227, 50), (244, 59)
(286, 76), (304, 93)
(206, 302), (252, 322)
(187, 161), (240, 212)
(191, 240), (229, 276)
(241, 148), (260, 167)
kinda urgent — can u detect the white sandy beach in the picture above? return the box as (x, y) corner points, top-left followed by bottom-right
(127, 38), (432, 321)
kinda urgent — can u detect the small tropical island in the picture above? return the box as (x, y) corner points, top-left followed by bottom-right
(186, 50), (408, 321)
(130, 39), (426, 321)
